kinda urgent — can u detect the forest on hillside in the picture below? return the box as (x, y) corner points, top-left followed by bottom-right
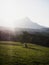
(0, 30), (49, 47)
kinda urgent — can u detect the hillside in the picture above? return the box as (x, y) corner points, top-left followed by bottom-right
(0, 18), (49, 47)
(0, 42), (49, 65)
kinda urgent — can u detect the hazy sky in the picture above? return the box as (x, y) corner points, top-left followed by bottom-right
(0, 0), (49, 28)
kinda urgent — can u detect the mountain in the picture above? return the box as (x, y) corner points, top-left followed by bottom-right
(0, 18), (49, 47)
(0, 17), (49, 34)
(15, 17), (44, 29)
(0, 17), (49, 33)
(14, 17), (49, 33)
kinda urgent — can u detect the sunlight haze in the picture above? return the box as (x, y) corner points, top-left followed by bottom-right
(0, 0), (49, 28)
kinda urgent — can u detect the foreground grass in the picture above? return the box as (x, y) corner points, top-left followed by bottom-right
(0, 42), (49, 65)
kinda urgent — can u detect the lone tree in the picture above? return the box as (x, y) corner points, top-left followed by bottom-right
(20, 31), (31, 48)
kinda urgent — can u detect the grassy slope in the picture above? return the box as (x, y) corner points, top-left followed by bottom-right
(0, 42), (49, 65)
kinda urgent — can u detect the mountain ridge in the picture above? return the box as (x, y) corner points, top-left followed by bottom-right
(15, 17), (46, 29)
(0, 17), (49, 34)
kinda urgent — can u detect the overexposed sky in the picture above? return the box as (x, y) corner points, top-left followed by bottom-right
(0, 0), (49, 28)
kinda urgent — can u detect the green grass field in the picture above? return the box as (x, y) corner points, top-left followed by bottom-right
(0, 42), (49, 65)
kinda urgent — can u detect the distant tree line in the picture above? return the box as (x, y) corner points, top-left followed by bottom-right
(16, 31), (49, 47)
(0, 30), (49, 47)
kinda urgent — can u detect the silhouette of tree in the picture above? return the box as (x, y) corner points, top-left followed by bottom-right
(20, 31), (30, 48)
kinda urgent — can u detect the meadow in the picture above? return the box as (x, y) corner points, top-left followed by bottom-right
(0, 42), (49, 65)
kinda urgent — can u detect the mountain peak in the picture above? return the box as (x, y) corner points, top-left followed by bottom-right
(15, 17), (44, 29)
